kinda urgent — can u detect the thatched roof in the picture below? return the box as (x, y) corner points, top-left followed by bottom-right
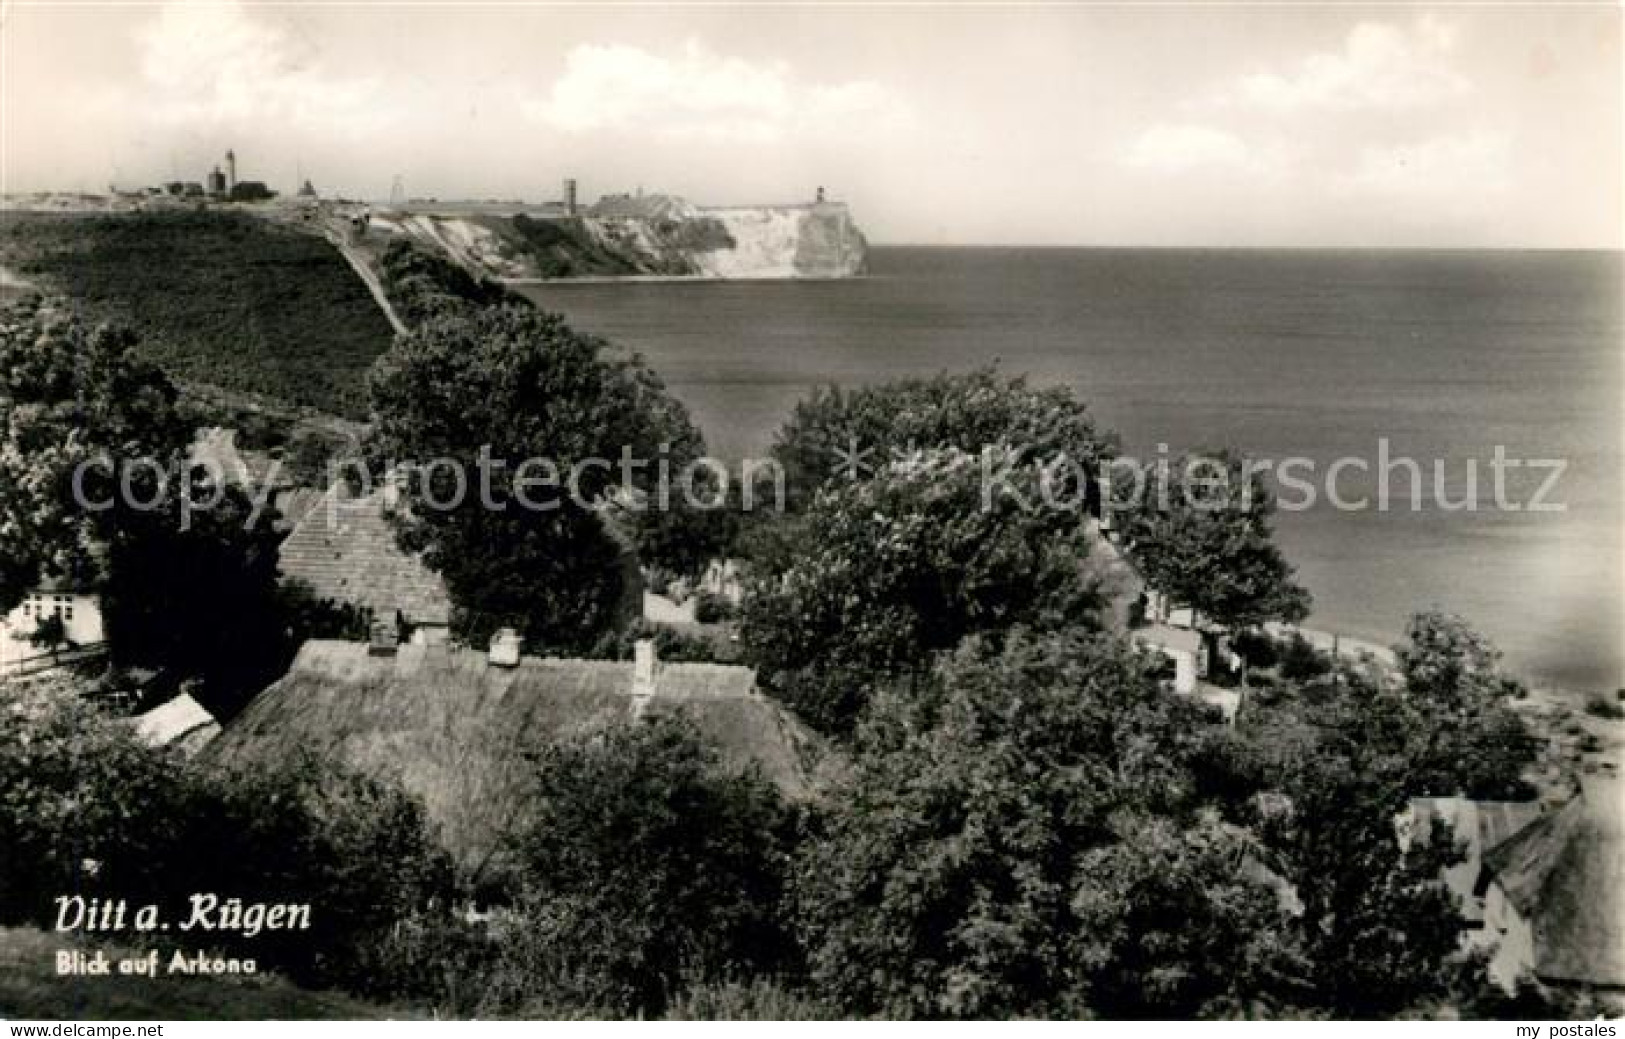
(1483, 777), (1625, 987)
(1404, 796), (1545, 925)
(204, 640), (834, 884)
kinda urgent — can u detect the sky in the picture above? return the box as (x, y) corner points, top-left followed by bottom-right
(2, 2), (1620, 247)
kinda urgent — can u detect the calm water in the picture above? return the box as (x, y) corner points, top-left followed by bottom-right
(517, 248), (1623, 693)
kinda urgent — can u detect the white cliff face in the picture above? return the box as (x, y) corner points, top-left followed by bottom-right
(694, 205), (866, 278)
(693, 208), (805, 278)
(389, 215), (531, 278)
(374, 200), (866, 280)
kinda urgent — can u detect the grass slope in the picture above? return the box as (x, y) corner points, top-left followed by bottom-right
(0, 928), (404, 1021)
(0, 211), (394, 418)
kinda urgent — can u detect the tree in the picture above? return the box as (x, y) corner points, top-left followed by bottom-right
(771, 368), (1117, 513)
(1067, 813), (1305, 1018)
(740, 449), (1116, 736)
(0, 299), (288, 708)
(0, 673), (192, 925)
(1389, 610), (1538, 799)
(1116, 448), (1310, 639)
(178, 752), (455, 990)
(0, 298), (189, 611)
(794, 629), (1291, 1018)
(99, 469), (288, 717)
(491, 714), (797, 1016)
(365, 304), (712, 650)
(1250, 695), (1470, 1017)
(1208, 618), (1542, 1016)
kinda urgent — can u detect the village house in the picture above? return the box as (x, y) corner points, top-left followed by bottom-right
(1402, 778), (1624, 994)
(276, 482), (453, 643)
(203, 636), (839, 891)
(0, 579), (106, 677)
(1479, 777), (1624, 993)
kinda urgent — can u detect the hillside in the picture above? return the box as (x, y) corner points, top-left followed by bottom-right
(0, 211), (395, 418)
(0, 927), (404, 1020)
(372, 196), (867, 280)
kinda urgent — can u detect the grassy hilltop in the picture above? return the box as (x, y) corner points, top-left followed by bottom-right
(0, 210), (395, 418)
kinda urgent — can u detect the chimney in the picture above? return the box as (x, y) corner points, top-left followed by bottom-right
(488, 627), (522, 668)
(368, 618), (399, 657)
(633, 638), (657, 697)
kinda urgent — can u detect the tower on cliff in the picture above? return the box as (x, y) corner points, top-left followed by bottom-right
(225, 150), (237, 193)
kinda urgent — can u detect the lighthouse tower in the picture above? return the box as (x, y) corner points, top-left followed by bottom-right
(225, 150), (237, 194)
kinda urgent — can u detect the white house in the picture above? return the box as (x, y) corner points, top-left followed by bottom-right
(1401, 781), (1625, 994)
(1479, 777), (1624, 992)
(0, 581), (105, 676)
(1133, 621), (1206, 694)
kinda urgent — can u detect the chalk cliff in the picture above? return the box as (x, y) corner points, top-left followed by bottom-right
(371, 196), (866, 281)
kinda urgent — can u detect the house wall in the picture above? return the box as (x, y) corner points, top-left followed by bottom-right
(0, 592), (105, 673)
(1483, 881), (1536, 992)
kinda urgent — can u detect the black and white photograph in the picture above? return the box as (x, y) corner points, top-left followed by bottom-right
(0, 0), (1620, 1025)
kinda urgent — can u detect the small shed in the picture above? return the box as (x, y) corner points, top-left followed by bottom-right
(133, 693), (219, 757)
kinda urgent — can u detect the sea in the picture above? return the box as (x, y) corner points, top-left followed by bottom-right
(518, 247), (1622, 694)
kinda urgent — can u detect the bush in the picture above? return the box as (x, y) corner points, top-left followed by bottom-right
(174, 754), (456, 990)
(1233, 630), (1279, 670)
(663, 979), (840, 1020)
(348, 910), (497, 1016)
(376, 239), (519, 326)
(1278, 633), (1331, 682)
(490, 715), (799, 1016)
(591, 620), (728, 663)
(1584, 694), (1624, 720)
(0, 675), (453, 991)
(692, 590), (735, 624)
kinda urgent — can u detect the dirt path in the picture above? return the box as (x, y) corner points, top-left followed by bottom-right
(321, 225), (407, 336)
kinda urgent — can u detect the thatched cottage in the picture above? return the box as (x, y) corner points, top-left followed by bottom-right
(204, 639), (836, 889)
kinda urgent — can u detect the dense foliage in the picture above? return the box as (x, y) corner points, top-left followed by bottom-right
(375, 238), (519, 326)
(0, 212), (394, 417)
(741, 449), (1115, 735)
(366, 303), (709, 650)
(99, 474), (289, 717)
(0, 298), (189, 610)
(485, 715), (799, 1016)
(0, 675), (452, 990)
(770, 368), (1118, 513)
(1116, 448), (1311, 636)
(0, 299), (294, 710)
(794, 629), (1278, 1018)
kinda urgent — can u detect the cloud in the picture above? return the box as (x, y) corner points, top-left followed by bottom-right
(528, 40), (906, 141)
(1334, 129), (1513, 208)
(133, 1), (385, 128)
(1121, 123), (1290, 177)
(1211, 14), (1471, 113)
